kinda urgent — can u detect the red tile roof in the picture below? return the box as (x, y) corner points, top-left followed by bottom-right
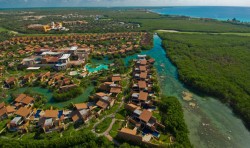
(139, 110), (152, 123)
(138, 81), (147, 89)
(6, 106), (16, 113)
(15, 107), (31, 117)
(112, 76), (121, 82)
(104, 82), (113, 85)
(138, 91), (148, 101)
(140, 60), (147, 65)
(21, 96), (34, 105)
(6, 77), (16, 84)
(0, 107), (7, 117)
(140, 72), (147, 79)
(139, 66), (146, 72)
(148, 58), (155, 63)
(120, 128), (136, 135)
(96, 92), (107, 97)
(15, 94), (27, 103)
(110, 87), (122, 94)
(72, 113), (80, 122)
(44, 110), (58, 118)
(74, 103), (88, 110)
(0, 102), (5, 109)
(125, 103), (138, 112)
(96, 100), (108, 109)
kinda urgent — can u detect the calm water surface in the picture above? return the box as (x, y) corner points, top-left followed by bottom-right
(152, 6), (250, 22)
(85, 63), (108, 73)
(124, 35), (250, 148)
(5, 86), (93, 108)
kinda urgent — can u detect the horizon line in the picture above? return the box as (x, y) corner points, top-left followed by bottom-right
(1, 5), (250, 9)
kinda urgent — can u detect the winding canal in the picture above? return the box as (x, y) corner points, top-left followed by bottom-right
(123, 35), (250, 148)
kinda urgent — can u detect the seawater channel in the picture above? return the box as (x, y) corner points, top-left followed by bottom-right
(123, 35), (250, 148)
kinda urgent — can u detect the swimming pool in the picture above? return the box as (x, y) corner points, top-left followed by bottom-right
(142, 128), (160, 138)
(85, 64), (108, 73)
(35, 110), (42, 118)
(58, 110), (63, 118)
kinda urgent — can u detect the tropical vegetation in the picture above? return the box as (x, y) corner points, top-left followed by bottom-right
(160, 32), (250, 129)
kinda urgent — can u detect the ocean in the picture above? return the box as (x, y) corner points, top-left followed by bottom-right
(152, 6), (250, 22)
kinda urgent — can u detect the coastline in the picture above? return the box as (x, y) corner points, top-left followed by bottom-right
(150, 6), (250, 23)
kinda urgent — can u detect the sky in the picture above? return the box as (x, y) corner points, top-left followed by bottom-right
(0, 0), (250, 8)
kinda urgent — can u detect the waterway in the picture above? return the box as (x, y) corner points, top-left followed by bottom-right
(85, 63), (108, 73)
(4, 86), (93, 108)
(123, 35), (250, 148)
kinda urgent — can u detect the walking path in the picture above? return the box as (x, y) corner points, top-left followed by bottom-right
(91, 97), (125, 146)
(91, 74), (131, 146)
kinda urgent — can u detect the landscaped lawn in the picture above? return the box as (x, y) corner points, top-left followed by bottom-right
(115, 109), (127, 120)
(99, 102), (120, 118)
(20, 132), (36, 140)
(159, 133), (171, 143)
(153, 110), (161, 121)
(0, 119), (9, 130)
(0, 27), (8, 32)
(95, 117), (112, 133)
(109, 120), (123, 137)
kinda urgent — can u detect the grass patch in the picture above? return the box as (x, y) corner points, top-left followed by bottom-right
(20, 132), (36, 140)
(153, 111), (161, 121)
(95, 117), (112, 134)
(159, 133), (171, 143)
(99, 102), (120, 118)
(0, 119), (10, 130)
(109, 120), (123, 138)
(0, 27), (8, 32)
(115, 109), (127, 120)
(115, 113), (125, 120)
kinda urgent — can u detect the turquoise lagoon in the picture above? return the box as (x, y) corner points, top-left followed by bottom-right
(4, 86), (93, 108)
(85, 63), (108, 73)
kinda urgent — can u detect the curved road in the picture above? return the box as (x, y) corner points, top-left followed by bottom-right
(91, 97), (125, 146)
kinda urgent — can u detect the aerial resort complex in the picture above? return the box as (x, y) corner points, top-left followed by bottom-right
(0, 1), (250, 147)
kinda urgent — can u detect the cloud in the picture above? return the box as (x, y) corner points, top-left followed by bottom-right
(0, 0), (250, 8)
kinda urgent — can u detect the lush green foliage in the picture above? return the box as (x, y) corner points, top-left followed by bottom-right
(134, 17), (250, 33)
(159, 96), (192, 148)
(119, 143), (140, 148)
(2, 9), (250, 34)
(0, 31), (14, 42)
(160, 33), (250, 129)
(53, 87), (82, 102)
(113, 59), (127, 74)
(0, 130), (113, 148)
(95, 117), (112, 133)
